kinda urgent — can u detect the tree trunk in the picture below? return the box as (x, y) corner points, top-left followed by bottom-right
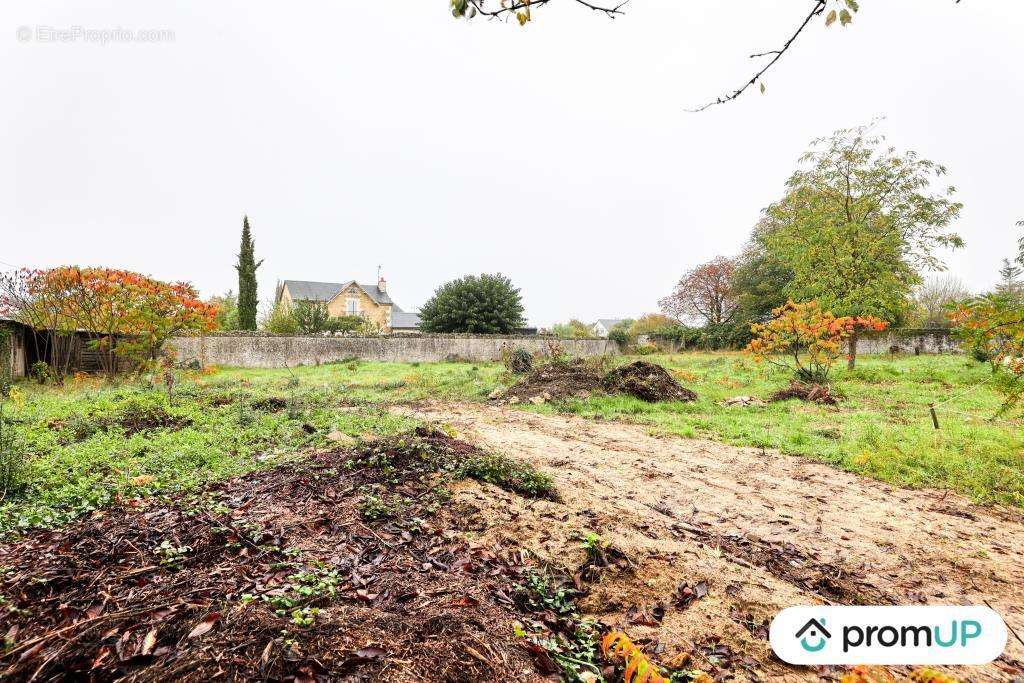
(847, 331), (859, 370)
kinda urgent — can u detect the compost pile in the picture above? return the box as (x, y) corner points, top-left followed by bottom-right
(601, 361), (697, 403)
(501, 359), (698, 404)
(500, 358), (604, 403)
(768, 381), (840, 406)
(0, 429), (558, 682)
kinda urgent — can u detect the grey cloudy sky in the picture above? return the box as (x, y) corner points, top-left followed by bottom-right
(3, 1), (1022, 327)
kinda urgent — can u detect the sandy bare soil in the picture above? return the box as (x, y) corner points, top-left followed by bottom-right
(405, 402), (1024, 682)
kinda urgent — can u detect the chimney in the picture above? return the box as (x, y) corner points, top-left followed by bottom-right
(377, 275), (387, 293)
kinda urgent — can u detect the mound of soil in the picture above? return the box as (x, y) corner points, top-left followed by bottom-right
(251, 396), (288, 412)
(601, 361), (697, 403)
(768, 381), (839, 405)
(501, 358), (603, 402)
(0, 429), (555, 682)
(114, 411), (191, 435)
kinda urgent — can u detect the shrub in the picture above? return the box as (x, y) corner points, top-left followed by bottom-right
(952, 292), (1024, 413)
(747, 301), (887, 383)
(112, 393), (177, 432)
(551, 320), (593, 339)
(607, 327), (630, 348)
(292, 300), (331, 333)
(30, 361), (54, 385)
(648, 322), (752, 350)
(0, 390), (28, 499)
(261, 301), (300, 334)
(634, 342), (658, 355)
(503, 346), (534, 374)
(323, 315), (363, 334)
(419, 273), (525, 333)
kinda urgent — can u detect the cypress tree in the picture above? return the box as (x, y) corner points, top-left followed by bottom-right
(235, 215), (263, 330)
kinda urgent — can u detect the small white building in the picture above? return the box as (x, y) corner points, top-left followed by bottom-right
(592, 318), (627, 337)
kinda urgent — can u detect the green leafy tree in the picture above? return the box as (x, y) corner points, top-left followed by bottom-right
(763, 123), (963, 368)
(1017, 219), (1024, 267)
(208, 290), (240, 331)
(419, 273), (525, 333)
(235, 215), (264, 331)
(630, 313), (678, 336)
(261, 300), (299, 334)
(731, 219), (795, 324)
(997, 259), (1022, 299)
(293, 300), (331, 333)
(551, 319), (593, 339)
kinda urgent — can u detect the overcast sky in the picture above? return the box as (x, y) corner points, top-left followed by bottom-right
(3, 1), (1022, 327)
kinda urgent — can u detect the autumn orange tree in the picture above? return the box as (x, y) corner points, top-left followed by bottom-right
(952, 293), (1024, 414)
(747, 301), (887, 383)
(3, 267), (216, 379)
(947, 223), (1024, 414)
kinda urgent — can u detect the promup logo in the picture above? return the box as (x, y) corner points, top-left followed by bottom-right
(796, 618), (831, 652)
(770, 606), (1007, 665)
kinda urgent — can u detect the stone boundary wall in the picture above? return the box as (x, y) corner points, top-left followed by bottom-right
(168, 334), (618, 368)
(856, 328), (960, 355)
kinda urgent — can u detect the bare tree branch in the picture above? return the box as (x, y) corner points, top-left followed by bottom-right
(687, 0), (827, 113)
(466, 0), (628, 21)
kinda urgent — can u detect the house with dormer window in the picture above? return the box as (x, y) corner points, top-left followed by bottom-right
(275, 276), (420, 332)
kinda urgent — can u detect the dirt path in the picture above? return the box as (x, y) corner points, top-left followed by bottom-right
(405, 402), (1024, 682)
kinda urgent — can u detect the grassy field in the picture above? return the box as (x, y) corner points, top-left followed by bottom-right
(1, 352), (1021, 535)
(529, 353), (1024, 507)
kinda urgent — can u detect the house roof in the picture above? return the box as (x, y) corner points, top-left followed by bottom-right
(357, 283), (394, 306)
(595, 318), (626, 331)
(390, 310), (421, 329)
(283, 280), (394, 306)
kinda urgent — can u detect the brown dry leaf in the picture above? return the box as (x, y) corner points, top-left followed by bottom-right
(186, 613), (220, 639)
(452, 595), (479, 608)
(130, 475), (155, 486)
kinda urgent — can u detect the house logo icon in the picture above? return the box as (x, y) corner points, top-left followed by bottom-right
(795, 618), (831, 652)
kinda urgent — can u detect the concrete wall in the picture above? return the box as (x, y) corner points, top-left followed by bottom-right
(168, 334), (618, 368)
(857, 328), (960, 355)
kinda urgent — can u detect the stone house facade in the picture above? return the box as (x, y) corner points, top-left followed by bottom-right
(276, 277), (420, 332)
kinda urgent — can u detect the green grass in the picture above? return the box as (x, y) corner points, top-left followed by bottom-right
(524, 353), (1024, 507)
(2, 352), (1021, 535)
(0, 369), (419, 534)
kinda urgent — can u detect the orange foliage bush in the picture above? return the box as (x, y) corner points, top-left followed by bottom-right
(4, 267), (217, 378)
(747, 301), (887, 382)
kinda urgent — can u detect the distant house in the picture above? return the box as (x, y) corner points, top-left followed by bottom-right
(276, 277), (419, 333)
(592, 318), (627, 337)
